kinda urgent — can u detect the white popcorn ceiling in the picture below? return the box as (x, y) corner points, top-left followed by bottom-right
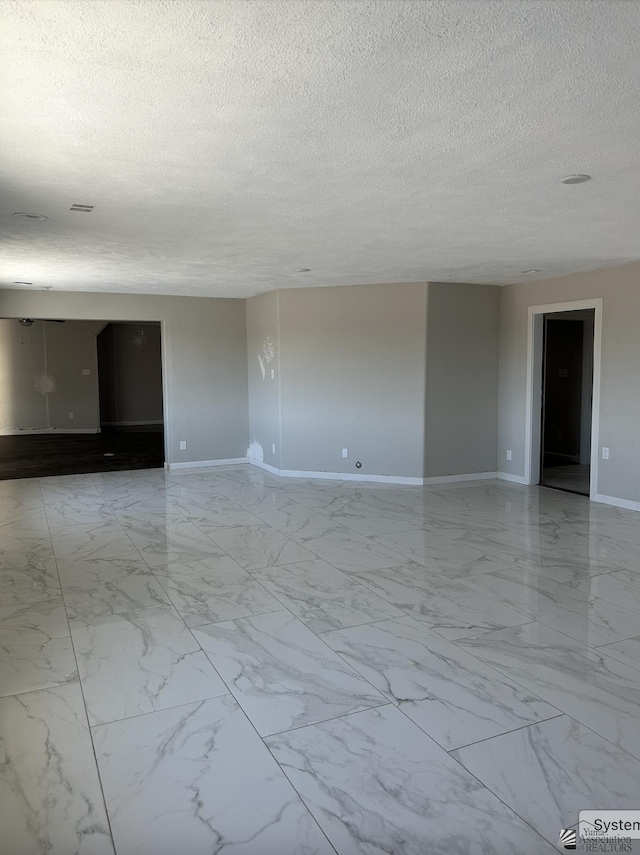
(1, 0), (639, 298)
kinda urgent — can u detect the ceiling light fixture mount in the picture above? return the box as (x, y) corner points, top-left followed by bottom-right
(13, 212), (48, 221)
(560, 174), (591, 184)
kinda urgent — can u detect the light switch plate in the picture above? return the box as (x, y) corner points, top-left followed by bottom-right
(82, 369), (90, 376)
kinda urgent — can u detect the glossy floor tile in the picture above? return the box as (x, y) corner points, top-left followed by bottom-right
(322, 616), (560, 750)
(2, 466), (640, 853)
(0, 684), (114, 855)
(93, 696), (333, 855)
(452, 714), (640, 848)
(70, 606), (227, 725)
(266, 705), (556, 854)
(194, 609), (385, 735)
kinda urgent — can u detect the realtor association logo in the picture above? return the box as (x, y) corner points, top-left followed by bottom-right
(560, 828), (577, 849)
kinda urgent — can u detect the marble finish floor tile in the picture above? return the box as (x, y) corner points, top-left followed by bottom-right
(291, 525), (405, 574)
(116, 513), (225, 568)
(194, 610), (385, 736)
(0, 617), (77, 697)
(566, 567), (640, 614)
(460, 568), (640, 646)
(93, 695), (333, 855)
(0, 542), (62, 605)
(458, 622), (640, 760)
(322, 616), (560, 750)
(267, 704), (556, 854)
(0, 684), (114, 855)
(370, 528), (520, 577)
(596, 636), (640, 672)
(154, 555), (283, 627)
(70, 606), (227, 724)
(0, 597), (68, 636)
(167, 492), (262, 531)
(452, 715), (640, 848)
(58, 558), (172, 620)
(51, 522), (142, 565)
(249, 499), (336, 535)
(252, 559), (404, 633)
(208, 524), (315, 571)
(356, 562), (531, 639)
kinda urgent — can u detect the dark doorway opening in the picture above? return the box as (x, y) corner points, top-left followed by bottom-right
(0, 318), (164, 480)
(540, 309), (595, 496)
(96, 322), (164, 474)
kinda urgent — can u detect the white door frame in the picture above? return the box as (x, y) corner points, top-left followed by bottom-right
(524, 297), (603, 499)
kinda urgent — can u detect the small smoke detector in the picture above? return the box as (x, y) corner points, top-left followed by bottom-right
(70, 203), (95, 212)
(14, 212), (48, 221)
(560, 174), (591, 185)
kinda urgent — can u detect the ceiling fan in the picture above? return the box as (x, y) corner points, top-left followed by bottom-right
(17, 318), (66, 327)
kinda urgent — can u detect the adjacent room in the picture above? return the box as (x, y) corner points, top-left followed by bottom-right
(0, 318), (164, 478)
(1, 2), (639, 854)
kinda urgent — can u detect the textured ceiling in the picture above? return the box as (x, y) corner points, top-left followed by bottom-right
(1, 0), (639, 298)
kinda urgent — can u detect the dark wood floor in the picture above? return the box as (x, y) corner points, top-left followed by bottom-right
(0, 427), (165, 480)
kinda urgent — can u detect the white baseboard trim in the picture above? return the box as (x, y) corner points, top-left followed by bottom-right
(497, 471), (530, 485)
(423, 471), (497, 485)
(166, 457), (249, 471)
(592, 493), (640, 513)
(249, 458), (422, 485)
(101, 420), (164, 427)
(0, 428), (101, 435)
(249, 459), (281, 476)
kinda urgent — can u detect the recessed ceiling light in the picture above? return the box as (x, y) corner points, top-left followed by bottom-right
(560, 174), (591, 184)
(296, 268), (311, 273)
(13, 281), (33, 285)
(521, 269), (540, 274)
(13, 212), (48, 221)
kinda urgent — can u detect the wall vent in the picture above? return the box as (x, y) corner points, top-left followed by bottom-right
(70, 204), (94, 212)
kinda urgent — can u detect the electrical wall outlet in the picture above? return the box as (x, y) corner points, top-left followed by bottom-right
(271, 368), (275, 379)
(68, 411), (74, 419)
(342, 448), (349, 458)
(506, 449), (512, 461)
(272, 443), (276, 454)
(602, 447), (609, 460)
(179, 440), (187, 450)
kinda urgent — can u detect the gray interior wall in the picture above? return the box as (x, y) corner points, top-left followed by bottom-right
(0, 291), (249, 464)
(0, 320), (47, 431)
(278, 282), (428, 478)
(246, 291), (281, 468)
(98, 323), (163, 425)
(425, 283), (499, 477)
(0, 319), (102, 432)
(45, 320), (103, 429)
(498, 261), (640, 502)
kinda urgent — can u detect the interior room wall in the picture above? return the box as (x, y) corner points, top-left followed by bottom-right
(424, 282), (499, 478)
(0, 291), (249, 465)
(278, 282), (429, 479)
(246, 291), (281, 469)
(498, 260), (640, 504)
(0, 318), (102, 433)
(98, 322), (163, 425)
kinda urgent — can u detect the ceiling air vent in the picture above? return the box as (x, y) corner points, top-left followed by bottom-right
(70, 204), (94, 212)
